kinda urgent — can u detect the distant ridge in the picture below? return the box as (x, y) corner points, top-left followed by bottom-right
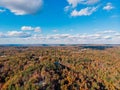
(0, 44), (120, 47)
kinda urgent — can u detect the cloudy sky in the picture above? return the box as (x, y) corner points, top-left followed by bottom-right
(0, 0), (120, 44)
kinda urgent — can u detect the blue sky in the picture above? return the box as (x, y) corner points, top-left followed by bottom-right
(0, 0), (120, 44)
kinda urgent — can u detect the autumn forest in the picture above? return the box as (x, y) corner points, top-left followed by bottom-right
(0, 45), (120, 90)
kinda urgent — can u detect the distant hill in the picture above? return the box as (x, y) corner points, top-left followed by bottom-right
(0, 44), (120, 47)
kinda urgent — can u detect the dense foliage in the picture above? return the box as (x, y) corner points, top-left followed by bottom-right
(0, 46), (120, 90)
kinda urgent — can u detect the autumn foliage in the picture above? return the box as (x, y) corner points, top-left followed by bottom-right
(0, 45), (120, 90)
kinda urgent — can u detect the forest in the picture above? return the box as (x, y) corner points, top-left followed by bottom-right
(0, 45), (120, 90)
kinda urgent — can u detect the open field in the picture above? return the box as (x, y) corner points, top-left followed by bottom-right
(0, 45), (120, 90)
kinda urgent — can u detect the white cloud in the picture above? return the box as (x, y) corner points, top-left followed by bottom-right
(67, 0), (99, 8)
(0, 31), (31, 38)
(21, 26), (41, 32)
(114, 33), (120, 37)
(34, 27), (41, 32)
(21, 26), (33, 31)
(0, 32), (5, 38)
(97, 30), (117, 34)
(0, 0), (43, 15)
(1, 30), (120, 44)
(30, 30), (120, 44)
(67, 0), (81, 8)
(103, 3), (114, 11)
(7, 31), (31, 38)
(71, 7), (97, 16)
(28, 30), (119, 41)
(84, 0), (100, 5)
(65, 0), (99, 17)
(64, 6), (71, 12)
(88, 34), (101, 39)
(46, 34), (70, 39)
(103, 36), (112, 39)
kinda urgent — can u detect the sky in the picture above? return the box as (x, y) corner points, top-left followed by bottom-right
(0, 0), (120, 44)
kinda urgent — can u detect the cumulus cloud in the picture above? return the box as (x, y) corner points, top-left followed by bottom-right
(65, 0), (99, 17)
(21, 26), (41, 32)
(97, 30), (117, 34)
(7, 31), (31, 38)
(103, 36), (112, 39)
(29, 30), (120, 41)
(47, 34), (70, 39)
(34, 27), (41, 32)
(0, 0), (43, 15)
(114, 33), (120, 37)
(1, 30), (120, 44)
(71, 7), (97, 16)
(67, 0), (99, 8)
(41, 30), (120, 44)
(0, 31), (31, 38)
(103, 3), (114, 11)
(84, 0), (100, 5)
(21, 26), (33, 31)
(67, 0), (81, 8)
